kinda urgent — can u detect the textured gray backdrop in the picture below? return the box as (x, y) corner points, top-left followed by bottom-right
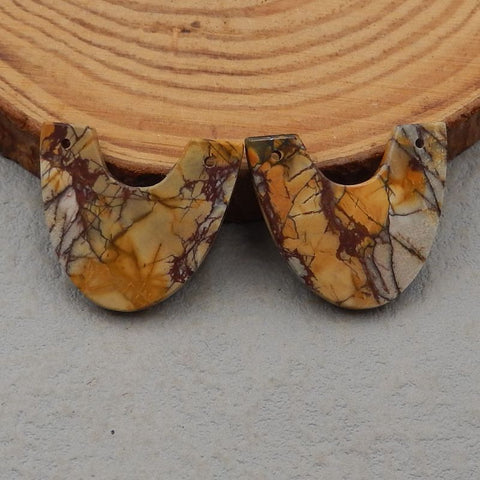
(1, 141), (479, 479)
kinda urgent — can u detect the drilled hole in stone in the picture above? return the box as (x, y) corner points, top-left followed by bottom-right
(61, 138), (71, 149)
(204, 156), (216, 167)
(415, 138), (424, 148)
(271, 150), (283, 162)
(270, 150), (283, 163)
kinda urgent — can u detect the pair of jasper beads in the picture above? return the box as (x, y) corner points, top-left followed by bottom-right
(40, 122), (447, 312)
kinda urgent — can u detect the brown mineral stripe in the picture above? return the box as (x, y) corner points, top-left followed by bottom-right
(246, 123), (447, 309)
(40, 123), (242, 311)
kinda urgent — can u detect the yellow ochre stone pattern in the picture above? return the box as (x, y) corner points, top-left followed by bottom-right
(40, 123), (242, 311)
(246, 123), (447, 309)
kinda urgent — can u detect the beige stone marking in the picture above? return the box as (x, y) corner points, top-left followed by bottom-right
(40, 123), (242, 311)
(246, 123), (447, 309)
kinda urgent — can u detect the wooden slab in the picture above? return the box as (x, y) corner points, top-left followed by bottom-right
(1, 0), (479, 221)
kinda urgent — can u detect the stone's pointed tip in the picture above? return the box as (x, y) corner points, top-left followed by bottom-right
(40, 123), (96, 143)
(421, 121), (448, 140)
(422, 121), (446, 129)
(40, 123), (56, 141)
(245, 134), (299, 148)
(219, 141), (245, 165)
(186, 138), (212, 147)
(245, 134), (301, 168)
(412, 121), (446, 129)
(41, 122), (72, 134)
(393, 121), (447, 138)
(188, 139), (244, 168)
(222, 140), (244, 150)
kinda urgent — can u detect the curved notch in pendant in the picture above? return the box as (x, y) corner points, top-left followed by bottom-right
(40, 123), (243, 312)
(246, 123), (447, 309)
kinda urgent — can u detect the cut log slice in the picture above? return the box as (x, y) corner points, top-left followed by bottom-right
(0, 0), (479, 221)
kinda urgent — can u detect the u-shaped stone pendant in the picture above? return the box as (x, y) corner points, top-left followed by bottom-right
(246, 123), (447, 309)
(40, 123), (243, 311)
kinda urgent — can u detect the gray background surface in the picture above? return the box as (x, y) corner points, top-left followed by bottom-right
(0, 141), (479, 479)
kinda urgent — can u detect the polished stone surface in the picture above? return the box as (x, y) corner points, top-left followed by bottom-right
(40, 123), (242, 311)
(246, 124), (447, 309)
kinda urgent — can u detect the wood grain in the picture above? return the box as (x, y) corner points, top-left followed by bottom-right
(0, 0), (479, 221)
